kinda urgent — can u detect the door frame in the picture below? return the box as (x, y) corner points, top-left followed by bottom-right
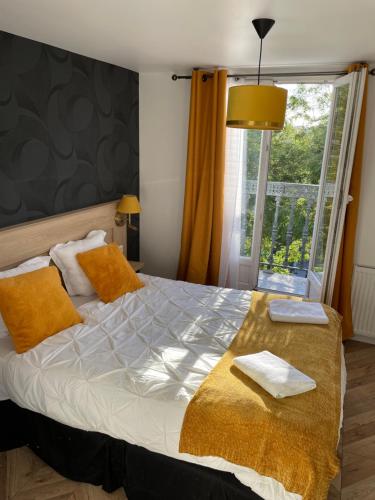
(324, 68), (366, 303)
(307, 68), (366, 303)
(307, 74), (354, 298)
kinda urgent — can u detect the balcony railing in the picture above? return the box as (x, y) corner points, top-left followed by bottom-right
(241, 181), (335, 277)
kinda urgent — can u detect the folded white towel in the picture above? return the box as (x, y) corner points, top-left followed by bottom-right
(233, 350), (316, 398)
(268, 299), (329, 324)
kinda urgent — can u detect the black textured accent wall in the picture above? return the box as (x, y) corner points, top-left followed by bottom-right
(0, 31), (139, 258)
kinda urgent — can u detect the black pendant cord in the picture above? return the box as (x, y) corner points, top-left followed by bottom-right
(257, 38), (263, 85)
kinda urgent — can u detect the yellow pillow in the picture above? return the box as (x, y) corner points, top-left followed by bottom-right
(77, 243), (144, 303)
(0, 266), (82, 354)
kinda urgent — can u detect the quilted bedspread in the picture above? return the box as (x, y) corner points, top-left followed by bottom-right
(0, 274), (344, 500)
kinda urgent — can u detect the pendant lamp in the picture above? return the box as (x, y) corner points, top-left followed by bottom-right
(226, 18), (287, 130)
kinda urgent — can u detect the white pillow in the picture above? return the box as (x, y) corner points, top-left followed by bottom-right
(0, 256), (51, 337)
(233, 351), (316, 399)
(49, 230), (107, 296)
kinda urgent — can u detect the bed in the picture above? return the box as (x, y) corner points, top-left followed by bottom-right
(0, 202), (346, 500)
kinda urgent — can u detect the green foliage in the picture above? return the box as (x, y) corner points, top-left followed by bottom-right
(268, 121), (326, 184)
(259, 237), (312, 274)
(242, 83), (332, 273)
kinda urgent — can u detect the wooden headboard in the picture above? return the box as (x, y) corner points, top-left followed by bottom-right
(0, 201), (126, 271)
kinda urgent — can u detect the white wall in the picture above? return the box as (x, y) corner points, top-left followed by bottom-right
(355, 75), (375, 268)
(139, 73), (190, 278)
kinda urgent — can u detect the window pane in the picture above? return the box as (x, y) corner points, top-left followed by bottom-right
(312, 83), (349, 279)
(240, 130), (262, 257)
(260, 83), (331, 280)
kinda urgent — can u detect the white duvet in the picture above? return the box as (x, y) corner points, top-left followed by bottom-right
(0, 274), (345, 500)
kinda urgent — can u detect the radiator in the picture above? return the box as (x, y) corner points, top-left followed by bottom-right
(352, 265), (375, 339)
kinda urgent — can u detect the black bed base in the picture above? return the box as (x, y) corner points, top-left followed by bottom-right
(1, 400), (261, 500)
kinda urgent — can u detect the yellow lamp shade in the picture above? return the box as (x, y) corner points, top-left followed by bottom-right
(226, 85), (288, 130)
(117, 195), (141, 214)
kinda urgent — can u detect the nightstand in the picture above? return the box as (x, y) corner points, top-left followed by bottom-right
(129, 261), (144, 273)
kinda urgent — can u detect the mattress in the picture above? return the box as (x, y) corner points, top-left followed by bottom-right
(0, 274), (345, 500)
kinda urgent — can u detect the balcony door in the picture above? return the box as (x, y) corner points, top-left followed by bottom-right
(237, 81), (332, 293)
(307, 69), (366, 303)
(233, 73), (366, 298)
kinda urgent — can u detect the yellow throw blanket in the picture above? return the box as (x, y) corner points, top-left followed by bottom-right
(179, 291), (342, 500)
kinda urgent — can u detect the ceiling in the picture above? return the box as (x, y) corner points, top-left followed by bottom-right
(0, 0), (374, 73)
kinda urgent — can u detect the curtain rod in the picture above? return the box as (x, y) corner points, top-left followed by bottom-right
(172, 68), (375, 81)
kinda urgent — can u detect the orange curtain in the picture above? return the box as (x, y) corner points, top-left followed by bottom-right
(177, 69), (228, 285)
(332, 63), (368, 340)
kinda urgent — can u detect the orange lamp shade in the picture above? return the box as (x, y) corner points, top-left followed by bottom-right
(117, 195), (141, 214)
(226, 85), (288, 130)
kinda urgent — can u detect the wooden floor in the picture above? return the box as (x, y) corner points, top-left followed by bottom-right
(340, 340), (375, 499)
(0, 446), (127, 499)
(0, 340), (374, 499)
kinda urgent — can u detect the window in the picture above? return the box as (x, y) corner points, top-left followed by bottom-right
(239, 83), (332, 292)
(311, 84), (349, 277)
(225, 69), (366, 300)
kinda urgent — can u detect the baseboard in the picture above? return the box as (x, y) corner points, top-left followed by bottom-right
(352, 334), (375, 345)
